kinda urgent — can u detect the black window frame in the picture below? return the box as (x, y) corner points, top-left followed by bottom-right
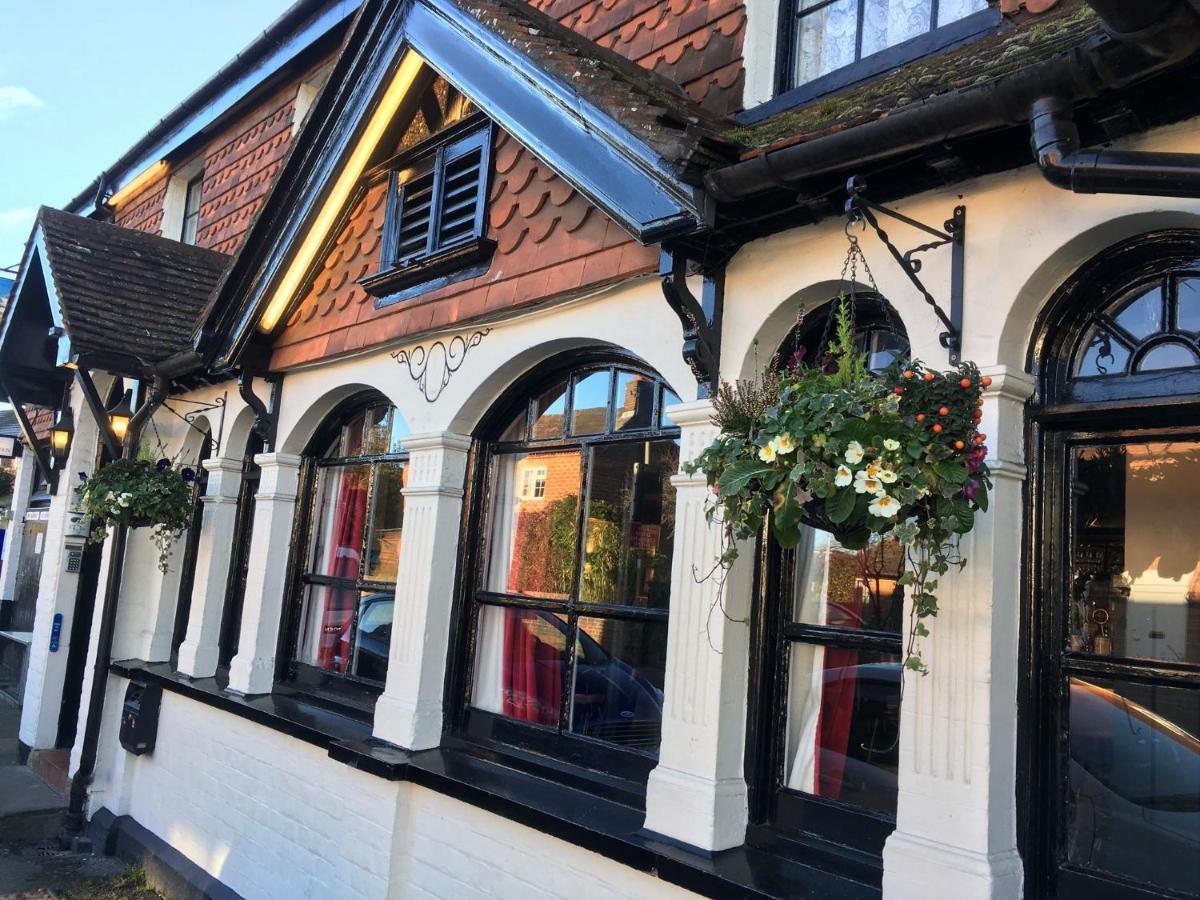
(181, 173), (204, 245)
(277, 393), (409, 714)
(770, 0), (999, 111)
(745, 296), (908, 869)
(447, 352), (682, 794)
(359, 116), (496, 302)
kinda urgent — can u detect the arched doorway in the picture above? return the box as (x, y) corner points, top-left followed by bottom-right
(1025, 231), (1200, 899)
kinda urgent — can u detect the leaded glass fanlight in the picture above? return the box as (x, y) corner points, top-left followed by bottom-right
(1074, 274), (1200, 378)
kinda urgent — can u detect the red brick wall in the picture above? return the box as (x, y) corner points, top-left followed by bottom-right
(531, 0), (747, 116)
(270, 128), (657, 370)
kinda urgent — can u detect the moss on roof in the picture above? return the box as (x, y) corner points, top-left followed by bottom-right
(726, 2), (1100, 151)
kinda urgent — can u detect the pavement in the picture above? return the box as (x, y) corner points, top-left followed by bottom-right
(0, 700), (64, 844)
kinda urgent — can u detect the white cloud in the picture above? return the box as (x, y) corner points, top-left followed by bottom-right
(0, 86), (43, 121)
(0, 208), (35, 233)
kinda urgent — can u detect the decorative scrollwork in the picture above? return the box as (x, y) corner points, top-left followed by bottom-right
(392, 329), (491, 402)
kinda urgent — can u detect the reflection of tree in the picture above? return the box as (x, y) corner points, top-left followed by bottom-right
(825, 538), (905, 631)
(511, 494), (579, 596)
(583, 500), (622, 604)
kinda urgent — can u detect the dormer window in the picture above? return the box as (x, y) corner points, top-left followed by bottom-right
(776, 0), (993, 98)
(359, 73), (495, 302)
(180, 173), (204, 245)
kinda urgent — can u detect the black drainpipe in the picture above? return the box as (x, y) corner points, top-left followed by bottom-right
(704, 0), (1200, 204)
(62, 375), (169, 845)
(1031, 96), (1200, 198)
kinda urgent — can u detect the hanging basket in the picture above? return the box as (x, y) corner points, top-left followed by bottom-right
(798, 498), (872, 549)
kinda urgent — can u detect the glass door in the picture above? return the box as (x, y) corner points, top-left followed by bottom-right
(1044, 431), (1200, 898)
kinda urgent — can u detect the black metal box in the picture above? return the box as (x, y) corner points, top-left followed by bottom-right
(119, 680), (162, 756)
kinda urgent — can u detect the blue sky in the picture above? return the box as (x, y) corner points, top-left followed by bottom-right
(0, 2), (296, 270)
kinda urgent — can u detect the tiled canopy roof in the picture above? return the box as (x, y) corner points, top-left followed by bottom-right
(727, 0), (1096, 153)
(37, 207), (229, 364)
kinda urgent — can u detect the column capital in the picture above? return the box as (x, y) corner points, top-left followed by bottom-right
(399, 431), (473, 454)
(980, 365), (1035, 404)
(252, 452), (303, 470)
(664, 399), (716, 430)
(401, 431), (471, 496)
(201, 457), (244, 475)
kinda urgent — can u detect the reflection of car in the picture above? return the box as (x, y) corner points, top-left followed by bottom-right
(567, 617), (664, 752)
(336, 592), (393, 682)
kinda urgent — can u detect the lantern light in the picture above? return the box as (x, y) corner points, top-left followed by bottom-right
(50, 405), (74, 464)
(108, 390), (134, 443)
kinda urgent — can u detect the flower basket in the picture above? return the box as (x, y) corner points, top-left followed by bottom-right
(77, 458), (198, 573)
(689, 298), (992, 671)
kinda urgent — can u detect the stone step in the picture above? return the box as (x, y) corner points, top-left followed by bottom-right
(0, 767), (66, 844)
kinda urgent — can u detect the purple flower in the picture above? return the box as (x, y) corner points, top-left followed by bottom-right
(181, 467), (196, 483)
(820, 354), (839, 375)
(77, 471), (87, 483)
(156, 458), (171, 472)
(963, 479), (979, 502)
(786, 346), (807, 372)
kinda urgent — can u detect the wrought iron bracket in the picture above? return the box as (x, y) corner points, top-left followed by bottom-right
(239, 372), (281, 452)
(660, 247), (725, 398)
(160, 393), (228, 458)
(845, 175), (965, 364)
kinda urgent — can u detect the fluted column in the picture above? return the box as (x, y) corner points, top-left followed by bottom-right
(226, 453), (302, 696)
(643, 399), (754, 851)
(176, 458), (244, 678)
(882, 366), (1034, 900)
(373, 432), (471, 749)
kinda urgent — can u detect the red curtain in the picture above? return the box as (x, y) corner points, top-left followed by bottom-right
(814, 583), (862, 800)
(318, 468), (368, 671)
(501, 610), (562, 725)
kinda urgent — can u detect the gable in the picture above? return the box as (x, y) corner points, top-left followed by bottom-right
(271, 124), (656, 370)
(203, 0), (728, 372)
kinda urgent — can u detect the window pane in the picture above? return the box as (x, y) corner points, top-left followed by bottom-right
(498, 405), (527, 442)
(1071, 443), (1200, 665)
(1113, 286), (1164, 341)
(785, 645), (901, 814)
(361, 405), (391, 455)
(864, 329), (907, 374)
(570, 616), (666, 754)
(366, 463), (406, 582)
(571, 371), (611, 435)
(936, 0), (987, 25)
(613, 371), (655, 432)
(337, 410), (366, 458)
(531, 381), (567, 440)
(794, 0), (858, 86)
(472, 605), (567, 727)
(1177, 277), (1200, 334)
(1066, 677), (1200, 895)
(660, 388), (682, 428)
(1137, 341), (1199, 373)
(580, 441), (678, 608)
(295, 586), (388, 681)
(311, 464), (371, 579)
(1076, 325), (1131, 377)
(793, 531), (904, 633)
(485, 451), (582, 599)
(861, 0), (932, 59)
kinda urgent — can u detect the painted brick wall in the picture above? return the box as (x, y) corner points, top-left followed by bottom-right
(120, 692), (696, 899)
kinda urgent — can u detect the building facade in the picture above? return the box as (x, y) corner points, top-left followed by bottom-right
(2, 1), (1199, 898)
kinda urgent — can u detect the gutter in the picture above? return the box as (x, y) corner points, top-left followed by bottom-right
(704, 0), (1200, 204)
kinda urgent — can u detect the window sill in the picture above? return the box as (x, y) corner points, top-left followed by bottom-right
(110, 659), (880, 900)
(358, 238), (496, 303)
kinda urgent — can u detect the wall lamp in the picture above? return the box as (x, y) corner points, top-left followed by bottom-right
(50, 404), (75, 465)
(108, 390), (134, 443)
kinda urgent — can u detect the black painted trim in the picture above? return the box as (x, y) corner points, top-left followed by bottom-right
(88, 807), (245, 900)
(360, 237), (496, 298)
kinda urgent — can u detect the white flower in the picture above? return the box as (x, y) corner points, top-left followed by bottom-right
(869, 494), (901, 518)
(844, 441), (865, 464)
(878, 467), (898, 484)
(864, 460), (881, 479)
(758, 443), (777, 463)
(854, 470), (886, 496)
(771, 433), (797, 455)
(834, 465), (853, 487)
(883, 438), (901, 451)
(117, 492), (132, 508)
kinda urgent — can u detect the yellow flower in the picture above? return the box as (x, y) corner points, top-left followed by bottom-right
(869, 494), (901, 518)
(759, 443), (777, 463)
(771, 433), (797, 455)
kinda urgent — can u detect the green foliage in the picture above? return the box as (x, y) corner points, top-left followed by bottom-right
(76, 458), (197, 573)
(687, 298), (993, 671)
(0, 465), (15, 499)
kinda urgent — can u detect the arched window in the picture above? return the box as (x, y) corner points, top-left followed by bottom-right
(453, 356), (681, 779)
(1026, 232), (1200, 897)
(281, 395), (409, 704)
(748, 294), (908, 858)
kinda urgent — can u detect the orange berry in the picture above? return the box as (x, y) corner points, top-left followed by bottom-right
(915, 413), (926, 422)
(903, 370), (914, 379)
(923, 372), (935, 382)
(981, 376), (993, 388)
(976, 433), (987, 444)
(977, 398), (985, 407)
(933, 424), (943, 433)
(938, 406), (949, 416)
(893, 386), (905, 395)
(954, 440), (965, 450)
(960, 378), (972, 389)
(973, 410), (983, 422)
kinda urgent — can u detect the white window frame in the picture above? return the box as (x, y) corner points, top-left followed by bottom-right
(161, 157), (205, 244)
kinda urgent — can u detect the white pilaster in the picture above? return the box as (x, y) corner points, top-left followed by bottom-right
(643, 399), (753, 852)
(882, 366), (1034, 900)
(226, 453), (302, 695)
(373, 432), (471, 749)
(0, 452), (35, 604)
(176, 457), (244, 678)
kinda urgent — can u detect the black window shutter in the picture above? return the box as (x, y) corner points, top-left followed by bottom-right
(395, 169), (437, 264)
(435, 144), (485, 250)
